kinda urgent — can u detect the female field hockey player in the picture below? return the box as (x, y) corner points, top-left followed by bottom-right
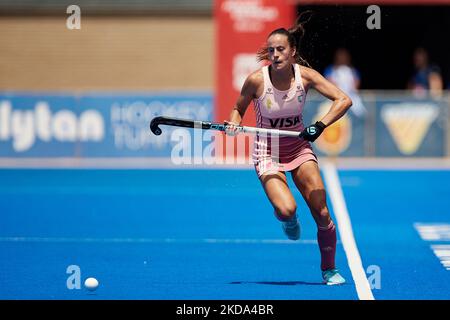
(225, 15), (352, 285)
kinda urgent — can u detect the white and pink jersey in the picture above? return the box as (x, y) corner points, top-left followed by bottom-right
(252, 63), (317, 177)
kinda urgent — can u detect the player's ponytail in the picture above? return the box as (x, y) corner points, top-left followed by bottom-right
(257, 11), (312, 67)
(288, 11), (312, 67)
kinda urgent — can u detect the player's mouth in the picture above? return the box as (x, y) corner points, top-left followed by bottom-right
(273, 61), (282, 65)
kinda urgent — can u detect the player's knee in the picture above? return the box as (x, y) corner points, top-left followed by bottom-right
(274, 203), (297, 221)
(313, 208), (330, 225)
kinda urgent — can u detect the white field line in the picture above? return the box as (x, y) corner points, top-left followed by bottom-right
(322, 161), (375, 300)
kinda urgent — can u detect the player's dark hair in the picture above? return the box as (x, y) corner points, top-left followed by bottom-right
(257, 11), (312, 67)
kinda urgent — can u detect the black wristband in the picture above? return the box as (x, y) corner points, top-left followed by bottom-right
(315, 121), (327, 130)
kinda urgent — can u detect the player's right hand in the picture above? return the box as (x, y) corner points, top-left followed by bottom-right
(224, 121), (240, 136)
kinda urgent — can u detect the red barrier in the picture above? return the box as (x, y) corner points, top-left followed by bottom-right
(214, 0), (295, 126)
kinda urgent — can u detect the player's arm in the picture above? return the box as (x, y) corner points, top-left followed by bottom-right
(227, 72), (260, 125)
(225, 72), (260, 135)
(302, 66), (352, 127)
(299, 66), (352, 142)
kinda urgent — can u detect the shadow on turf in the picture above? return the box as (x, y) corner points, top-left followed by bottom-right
(230, 281), (324, 286)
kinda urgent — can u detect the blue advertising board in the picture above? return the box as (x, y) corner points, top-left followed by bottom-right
(0, 93), (213, 158)
(375, 97), (447, 157)
(0, 92), (448, 159)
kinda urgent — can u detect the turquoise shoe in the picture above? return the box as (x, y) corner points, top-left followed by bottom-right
(281, 217), (300, 240)
(322, 268), (346, 285)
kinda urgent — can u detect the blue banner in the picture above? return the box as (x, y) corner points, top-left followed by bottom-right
(0, 93), (213, 157)
(374, 97), (447, 157)
(0, 92), (448, 159)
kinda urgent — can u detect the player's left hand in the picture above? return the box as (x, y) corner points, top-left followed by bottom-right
(301, 121), (327, 142)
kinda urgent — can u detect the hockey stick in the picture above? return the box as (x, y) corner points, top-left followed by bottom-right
(150, 116), (305, 138)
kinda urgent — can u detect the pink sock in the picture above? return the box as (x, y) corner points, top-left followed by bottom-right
(317, 221), (337, 271)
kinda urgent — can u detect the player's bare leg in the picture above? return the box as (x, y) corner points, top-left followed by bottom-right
(291, 160), (345, 285)
(259, 171), (300, 240)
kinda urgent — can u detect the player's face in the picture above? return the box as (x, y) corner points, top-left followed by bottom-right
(267, 34), (295, 71)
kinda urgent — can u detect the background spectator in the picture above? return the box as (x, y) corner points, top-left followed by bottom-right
(408, 47), (443, 98)
(324, 48), (366, 117)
